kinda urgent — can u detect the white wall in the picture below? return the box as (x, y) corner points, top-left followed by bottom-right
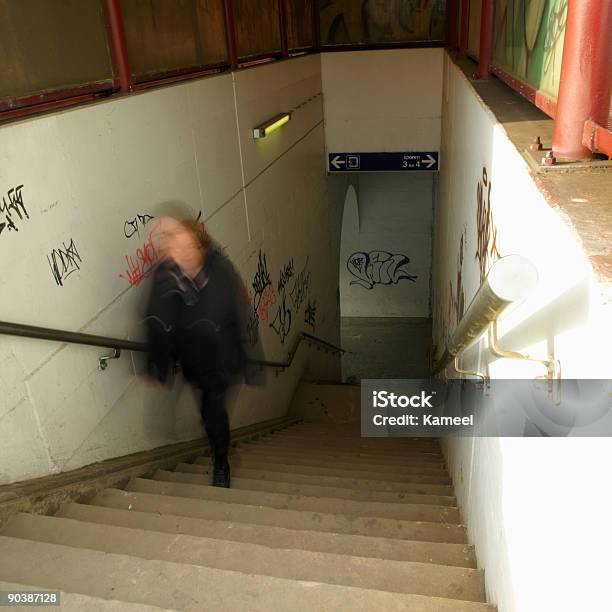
(322, 48), (443, 153)
(0, 54), (343, 485)
(435, 53), (612, 612)
(339, 174), (433, 317)
(322, 48), (442, 319)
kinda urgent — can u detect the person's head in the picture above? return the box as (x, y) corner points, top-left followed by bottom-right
(158, 218), (212, 275)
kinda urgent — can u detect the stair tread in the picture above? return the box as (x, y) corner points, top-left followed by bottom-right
(91, 488), (467, 543)
(58, 502), (476, 567)
(147, 472), (460, 522)
(174, 463), (454, 495)
(262, 437), (443, 453)
(231, 450), (448, 474)
(2, 513), (485, 601)
(162, 470), (457, 505)
(235, 443), (447, 465)
(193, 456), (452, 484)
(0, 536), (495, 611)
(241, 443), (446, 465)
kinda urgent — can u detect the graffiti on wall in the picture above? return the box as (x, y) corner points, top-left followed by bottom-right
(475, 167), (501, 282)
(304, 298), (317, 329)
(432, 229), (466, 360)
(245, 249), (278, 344)
(270, 256), (312, 344)
(492, 0), (568, 100)
(0, 185), (29, 237)
(124, 213), (155, 239)
(119, 231), (159, 287)
(433, 164), (504, 359)
(449, 230), (466, 331)
(347, 250), (417, 290)
(320, 0), (446, 45)
(47, 239), (82, 287)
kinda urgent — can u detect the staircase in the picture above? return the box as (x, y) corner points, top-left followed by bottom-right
(0, 421), (493, 611)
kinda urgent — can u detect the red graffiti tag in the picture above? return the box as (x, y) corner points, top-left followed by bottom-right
(119, 231), (158, 287)
(256, 284), (277, 322)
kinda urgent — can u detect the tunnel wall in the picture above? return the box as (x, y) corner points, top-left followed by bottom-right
(322, 48), (442, 318)
(436, 53), (612, 612)
(338, 174), (434, 317)
(0, 55), (344, 485)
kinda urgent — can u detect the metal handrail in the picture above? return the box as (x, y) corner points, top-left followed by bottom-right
(431, 255), (539, 376)
(0, 320), (344, 371)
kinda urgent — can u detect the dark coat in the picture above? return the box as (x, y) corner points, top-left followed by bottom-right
(144, 248), (258, 387)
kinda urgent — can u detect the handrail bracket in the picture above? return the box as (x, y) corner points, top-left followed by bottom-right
(99, 348), (122, 371)
(488, 320), (561, 403)
(454, 355), (490, 392)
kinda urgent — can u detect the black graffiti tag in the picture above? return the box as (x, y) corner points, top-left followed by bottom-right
(270, 292), (292, 344)
(347, 250), (417, 289)
(252, 249), (272, 311)
(277, 259), (295, 293)
(47, 238), (82, 287)
(124, 213), (155, 239)
(289, 257), (310, 312)
(0, 185), (29, 237)
(304, 299), (317, 329)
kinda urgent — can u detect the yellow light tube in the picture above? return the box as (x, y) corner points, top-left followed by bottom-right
(253, 112), (291, 139)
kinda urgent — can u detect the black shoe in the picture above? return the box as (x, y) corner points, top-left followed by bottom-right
(212, 461), (230, 488)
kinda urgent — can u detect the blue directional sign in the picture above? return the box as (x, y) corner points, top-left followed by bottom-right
(328, 152), (439, 173)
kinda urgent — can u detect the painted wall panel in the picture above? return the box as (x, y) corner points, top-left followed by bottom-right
(492, 0), (567, 101)
(319, 0), (447, 46)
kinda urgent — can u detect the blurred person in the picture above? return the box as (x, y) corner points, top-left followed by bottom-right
(143, 218), (262, 488)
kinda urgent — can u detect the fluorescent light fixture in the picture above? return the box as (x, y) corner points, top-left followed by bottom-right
(253, 112), (291, 139)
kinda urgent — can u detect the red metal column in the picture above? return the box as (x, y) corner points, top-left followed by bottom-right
(477, 0), (494, 78)
(102, 0), (133, 92)
(313, 0), (321, 51)
(459, 0), (470, 57)
(447, 0), (459, 49)
(553, 0), (611, 159)
(279, 0), (288, 57)
(224, 0), (239, 69)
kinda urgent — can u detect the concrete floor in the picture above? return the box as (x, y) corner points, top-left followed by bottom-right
(341, 317), (432, 381)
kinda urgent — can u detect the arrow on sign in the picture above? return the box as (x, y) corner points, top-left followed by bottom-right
(331, 155), (345, 170)
(423, 154), (437, 169)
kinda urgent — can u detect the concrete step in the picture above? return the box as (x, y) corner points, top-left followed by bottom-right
(0, 536), (494, 611)
(275, 424), (439, 437)
(174, 462), (455, 495)
(146, 473), (461, 523)
(2, 513), (485, 602)
(58, 502), (476, 567)
(242, 440), (447, 465)
(91, 488), (467, 543)
(164, 471), (457, 506)
(264, 427), (440, 449)
(231, 448), (449, 475)
(265, 433), (443, 451)
(249, 438), (446, 460)
(193, 456), (452, 484)
(0, 580), (172, 611)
